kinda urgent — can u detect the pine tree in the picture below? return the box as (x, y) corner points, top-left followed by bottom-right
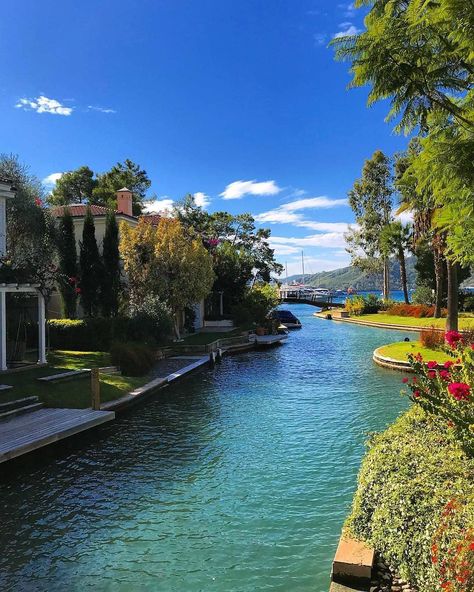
(57, 208), (78, 318)
(79, 208), (102, 316)
(101, 211), (121, 317)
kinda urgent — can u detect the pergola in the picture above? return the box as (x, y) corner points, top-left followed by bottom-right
(0, 179), (47, 371)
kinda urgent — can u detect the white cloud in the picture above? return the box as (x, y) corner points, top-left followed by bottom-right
(338, 2), (356, 17)
(270, 233), (348, 249)
(280, 256), (350, 277)
(394, 208), (414, 225)
(220, 179), (282, 200)
(255, 195), (349, 231)
(143, 198), (174, 213)
(314, 33), (327, 46)
(334, 24), (361, 38)
(87, 105), (117, 114)
(15, 95), (73, 116)
(43, 172), (63, 187)
(194, 192), (211, 208)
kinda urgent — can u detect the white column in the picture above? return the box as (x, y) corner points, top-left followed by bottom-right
(37, 292), (47, 365)
(0, 197), (6, 257)
(0, 291), (6, 371)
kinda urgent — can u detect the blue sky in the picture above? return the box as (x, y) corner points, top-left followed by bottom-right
(1, 0), (409, 277)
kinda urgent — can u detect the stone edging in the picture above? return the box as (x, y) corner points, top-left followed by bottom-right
(373, 348), (414, 373)
(330, 316), (423, 332)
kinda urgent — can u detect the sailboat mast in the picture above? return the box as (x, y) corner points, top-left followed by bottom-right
(285, 261), (288, 284)
(301, 250), (305, 286)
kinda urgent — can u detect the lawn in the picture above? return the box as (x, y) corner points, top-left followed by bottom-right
(377, 341), (454, 364)
(0, 350), (148, 409)
(358, 313), (474, 329)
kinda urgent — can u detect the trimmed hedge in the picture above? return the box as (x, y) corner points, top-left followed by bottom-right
(346, 406), (474, 591)
(110, 342), (156, 376)
(48, 315), (171, 351)
(387, 303), (447, 318)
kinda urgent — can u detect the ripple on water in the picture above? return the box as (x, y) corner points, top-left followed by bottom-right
(0, 305), (409, 592)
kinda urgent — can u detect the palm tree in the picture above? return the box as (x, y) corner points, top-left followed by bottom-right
(380, 221), (412, 304)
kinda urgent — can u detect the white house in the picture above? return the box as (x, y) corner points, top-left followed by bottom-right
(0, 178), (47, 371)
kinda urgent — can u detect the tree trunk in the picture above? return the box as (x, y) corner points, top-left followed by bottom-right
(382, 258), (390, 301)
(433, 246), (444, 318)
(398, 247), (409, 304)
(173, 312), (181, 341)
(446, 260), (458, 332)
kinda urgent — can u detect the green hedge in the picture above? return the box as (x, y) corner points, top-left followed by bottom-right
(48, 316), (171, 351)
(346, 406), (474, 590)
(110, 342), (156, 376)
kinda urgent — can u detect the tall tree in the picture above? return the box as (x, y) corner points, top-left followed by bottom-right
(57, 208), (78, 318)
(0, 154), (58, 300)
(346, 150), (394, 300)
(93, 159), (151, 214)
(380, 221), (412, 304)
(101, 211), (121, 317)
(153, 218), (215, 339)
(120, 218), (215, 339)
(49, 166), (96, 205)
(79, 208), (102, 316)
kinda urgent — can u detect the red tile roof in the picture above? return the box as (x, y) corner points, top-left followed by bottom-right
(51, 204), (137, 219)
(140, 213), (162, 226)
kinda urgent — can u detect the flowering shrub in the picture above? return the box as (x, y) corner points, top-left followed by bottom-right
(404, 331), (474, 453)
(431, 498), (474, 592)
(387, 303), (447, 318)
(420, 326), (445, 349)
(345, 294), (382, 316)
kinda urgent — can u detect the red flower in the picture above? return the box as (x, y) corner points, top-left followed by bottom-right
(471, 343), (474, 351)
(444, 360), (455, 369)
(427, 370), (436, 379)
(470, 542), (474, 551)
(427, 360), (438, 369)
(75, 287), (82, 295)
(445, 330), (463, 348)
(414, 390), (421, 398)
(412, 377), (417, 383)
(34, 197), (43, 207)
(415, 353), (423, 362)
(402, 377), (409, 384)
(448, 382), (470, 401)
(439, 370), (451, 381)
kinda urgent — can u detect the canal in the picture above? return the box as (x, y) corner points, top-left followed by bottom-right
(0, 305), (410, 592)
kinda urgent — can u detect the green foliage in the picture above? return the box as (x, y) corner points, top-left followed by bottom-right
(101, 211), (121, 317)
(48, 318), (112, 351)
(57, 208), (78, 318)
(79, 208), (102, 316)
(0, 154), (58, 298)
(346, 406), (474, 591)
(413, 285), (435, 306)
(127, 295), (173, 344)
(110, 342), (156, 376)
(49, 166), (96, 205)
(463, 296), (474, 313)
(231, 283), (279, 326)
(93, 159), (150, 215)
(346, 294), (383, 315)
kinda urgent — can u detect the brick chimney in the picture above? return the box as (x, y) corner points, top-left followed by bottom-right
(116, 187), (133, 217)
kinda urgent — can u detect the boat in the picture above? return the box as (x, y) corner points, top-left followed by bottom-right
(269, 309), (302, 329)
(251, 333), (289, 347)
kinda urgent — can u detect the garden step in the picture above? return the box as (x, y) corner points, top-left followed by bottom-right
(0, 384), (13, 392)
(37, 369), (91, 383)
(0, 396), (39, 413)
(0, 402), (44, 421)
(332, 536), (374, 585)
(98, 366), (120, 375)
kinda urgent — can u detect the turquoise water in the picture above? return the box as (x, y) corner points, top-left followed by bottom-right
(0, 305), (410, 592)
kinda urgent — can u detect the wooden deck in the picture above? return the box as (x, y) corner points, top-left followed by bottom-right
(0, 407), (115, 464)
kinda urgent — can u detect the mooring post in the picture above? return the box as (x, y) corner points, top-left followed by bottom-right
(91, 368), (100, 410)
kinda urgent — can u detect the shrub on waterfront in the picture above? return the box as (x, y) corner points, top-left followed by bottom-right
(231, 282), (279, 326)
(110, 342), (156, 376)
(420, 326), (445, 349)
(346, 294), (382, 316)
(404, 331), (474, 453)
(346, 406), (474, 591)
(387, 303), (447, 318)
(127, 295), (173, 344)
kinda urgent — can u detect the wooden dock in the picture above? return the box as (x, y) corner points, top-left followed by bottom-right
(0, 407), (115, 464)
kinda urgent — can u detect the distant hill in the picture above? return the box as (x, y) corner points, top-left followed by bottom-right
(285, 258), (417, 291)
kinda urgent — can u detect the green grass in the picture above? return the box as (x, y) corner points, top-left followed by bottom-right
(377, 341), (453, 363)
(358, 313), (474, 329)
(0, 350), (148, 409)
